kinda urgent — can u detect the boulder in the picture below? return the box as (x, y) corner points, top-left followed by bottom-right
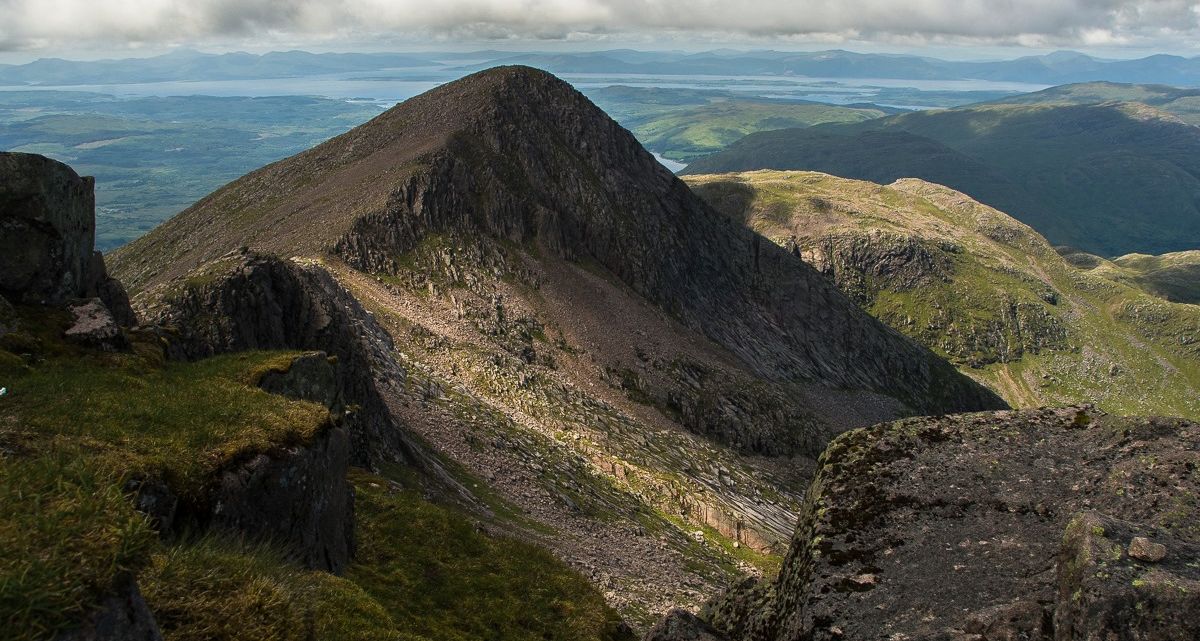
(0, 152), (95, 304)
(0, 153), (137, 327)
(1055, 511), (1200, 641)
(63, 298), (127, 351)
(697, 408), (1200, 641)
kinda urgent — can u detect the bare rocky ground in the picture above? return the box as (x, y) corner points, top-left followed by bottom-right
(325, 250), (821, 626)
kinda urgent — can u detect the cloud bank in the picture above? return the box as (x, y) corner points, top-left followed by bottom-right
(2, 0), (1198, 52)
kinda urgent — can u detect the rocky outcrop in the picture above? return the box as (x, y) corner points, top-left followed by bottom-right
(128, 352), (355, 573)
(144, 251), (410, 467)
(55, 575), (162, 641)
(1055, 512), (1200, 641)
(696, 408), (1200, 640)
(209, 420), (354, 573)
(0, 152), (95, 305)
(0, 152), (136, 324)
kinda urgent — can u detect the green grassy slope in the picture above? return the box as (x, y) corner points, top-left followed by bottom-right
(588, 87), (891, 162)
(684, 99), (1200, 256)
(1075, 250), (1200, 305)
(993, 81), (1200, 125)
(687, 170), (1200, 418)
(0, 306), (627, 641)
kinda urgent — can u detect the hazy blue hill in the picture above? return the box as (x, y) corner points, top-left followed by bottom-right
(455, 49), (1200, 85)
(7, 48), (1200, 87)
(992, 81), (1200, 124)
(686, 99), (1200, 256)
(0, 50), (432, 85)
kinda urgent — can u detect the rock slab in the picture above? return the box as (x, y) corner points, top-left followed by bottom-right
(699, 408), (1200, 641)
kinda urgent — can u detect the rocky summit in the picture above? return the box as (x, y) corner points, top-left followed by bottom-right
(114, 66), (1002, 431)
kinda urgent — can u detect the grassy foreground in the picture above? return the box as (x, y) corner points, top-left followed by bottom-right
(0, 305), (628, 641)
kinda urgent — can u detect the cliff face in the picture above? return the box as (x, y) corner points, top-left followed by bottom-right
(142, 252), (415, 468)
(696, 408), (1200, 641)
(0, 152), (136, 323)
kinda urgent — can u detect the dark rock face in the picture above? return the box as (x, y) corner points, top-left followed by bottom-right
(645, 609), (728, 641)
(128, 352), (355, 573)
(147, 252), (410, 467)
(330, 67), (1003, 423)
(1055, 512), (1200, 641)
(54, 575), (162, 641)
(0, 152), (94, 304)
(210, 421), (354, 574)
(85, 251), (137, 327)
(0, 152), (137, 325)
(258, 351), (340, 409)
(702, 408), (1200, 641)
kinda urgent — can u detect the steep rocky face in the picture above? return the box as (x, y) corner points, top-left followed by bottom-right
(698, 408), (1200, 641)
(0, 152), (94, 304)
(208, 421), (354, 574)
(124, 352), (355, 574)
(143, 251), (413, 468)
(0, 152), (136, 325)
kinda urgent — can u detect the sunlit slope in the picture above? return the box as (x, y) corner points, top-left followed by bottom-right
(688, 170), (1200, 418)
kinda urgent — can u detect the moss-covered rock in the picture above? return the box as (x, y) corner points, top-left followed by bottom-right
(693, 408), (1200, 641)
(1055, 511), (1200, 641)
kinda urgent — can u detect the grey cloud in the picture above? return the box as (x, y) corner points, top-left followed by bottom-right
(1, 0), (1198, 51)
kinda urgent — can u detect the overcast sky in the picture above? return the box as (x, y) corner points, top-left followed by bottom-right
(2, 0), (1199, 60)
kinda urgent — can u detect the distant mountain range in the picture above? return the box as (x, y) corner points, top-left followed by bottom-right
(6, 48), (1200, 87)
(685, 82), (1200, 256)
(0, 49), (434, 85)
(460, 49), (1200, 87)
